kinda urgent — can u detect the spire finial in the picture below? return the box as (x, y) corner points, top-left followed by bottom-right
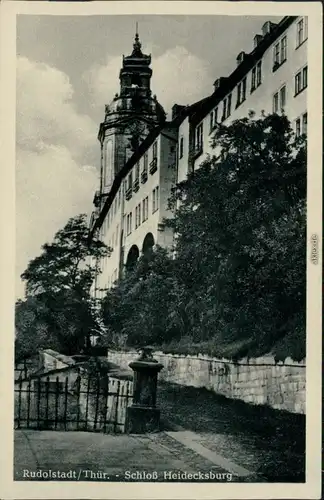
(133, 22), (142, 52)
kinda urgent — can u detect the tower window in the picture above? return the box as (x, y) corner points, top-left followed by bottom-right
(104, 139), (113, 188)
(131, 74), (141, 87)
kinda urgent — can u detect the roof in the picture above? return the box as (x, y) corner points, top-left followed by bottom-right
(189, 16), (296, 126)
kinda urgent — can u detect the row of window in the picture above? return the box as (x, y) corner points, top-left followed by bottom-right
(125, 187), (159, 236)
(203, 63), (259, 140)
(272, 65), (307, 113)
(273, 35), (287, 70)
(273, 17), (307, 70)
(193, 66), (307, 155)
(126, 142), (159, 200)
(202, 18), (308, 140)
(135, 197), (149, 229)
(151, 20), (308, 166)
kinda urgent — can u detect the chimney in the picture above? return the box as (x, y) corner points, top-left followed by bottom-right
(253, 34), (263, 48)
(171, 104), (186, 120)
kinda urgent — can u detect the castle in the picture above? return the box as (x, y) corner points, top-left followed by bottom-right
(89, 16), (307, 298)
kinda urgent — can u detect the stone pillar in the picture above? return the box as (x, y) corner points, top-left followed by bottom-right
(126, 347), (163, 434)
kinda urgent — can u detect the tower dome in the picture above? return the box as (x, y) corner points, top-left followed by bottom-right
(100, 30), (166, 136)
(97, 29), (166, 196)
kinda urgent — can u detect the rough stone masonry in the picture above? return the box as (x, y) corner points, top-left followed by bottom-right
(107, 350), (306, 414)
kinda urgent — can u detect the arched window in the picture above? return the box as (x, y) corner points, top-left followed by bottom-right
(126, 245), (139, 271)
(103, 139), (113, 188)
(142, 233), (155, 255)
(131, 74), (141, 87)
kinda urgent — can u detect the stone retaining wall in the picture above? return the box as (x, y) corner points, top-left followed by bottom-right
(107, 350), (306, 414)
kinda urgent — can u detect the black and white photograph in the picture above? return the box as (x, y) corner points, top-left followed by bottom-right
(0, 2), (322, 499)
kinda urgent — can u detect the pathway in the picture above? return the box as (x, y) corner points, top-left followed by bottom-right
(14, 429), (236, 482)
(158, 382), (305, 482)
(14, 381), (305, 483)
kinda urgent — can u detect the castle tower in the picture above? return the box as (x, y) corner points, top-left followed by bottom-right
(95, 29), (166, 210)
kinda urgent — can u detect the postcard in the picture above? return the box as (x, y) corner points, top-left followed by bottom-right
(0, 1), (322, 499)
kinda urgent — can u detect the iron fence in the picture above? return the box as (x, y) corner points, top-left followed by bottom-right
(14, 374), (133, 434)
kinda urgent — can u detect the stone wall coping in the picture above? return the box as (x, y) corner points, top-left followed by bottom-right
(109, 350), (306, 368)
(41, 349), (76, 366)
(109, 371), (133, 382)
(16, 364), (80, 383)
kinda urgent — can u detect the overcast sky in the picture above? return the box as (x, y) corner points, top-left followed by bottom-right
(16, 14), (281, 298)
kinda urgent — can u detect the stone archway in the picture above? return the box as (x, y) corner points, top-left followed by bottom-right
(142, 233), (155, 256)
(125, 244), (139, 271)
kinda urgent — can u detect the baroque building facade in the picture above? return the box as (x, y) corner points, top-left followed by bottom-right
(89, 16), (308, 298)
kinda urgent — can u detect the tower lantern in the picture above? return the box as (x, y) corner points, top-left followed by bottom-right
(96, 30), (166, 203)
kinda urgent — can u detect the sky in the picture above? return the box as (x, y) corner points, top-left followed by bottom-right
(16, 13), (281, 299)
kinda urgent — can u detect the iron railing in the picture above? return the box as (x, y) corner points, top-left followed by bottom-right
(14, 374), (133, 434)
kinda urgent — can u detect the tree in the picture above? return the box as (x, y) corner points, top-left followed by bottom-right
(15, 297), (61, 362)
(17, 214), (110, 355)
(21, 214), (108, 296)
(166, 113), (306, 359)
(101, 246), (180, 347)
